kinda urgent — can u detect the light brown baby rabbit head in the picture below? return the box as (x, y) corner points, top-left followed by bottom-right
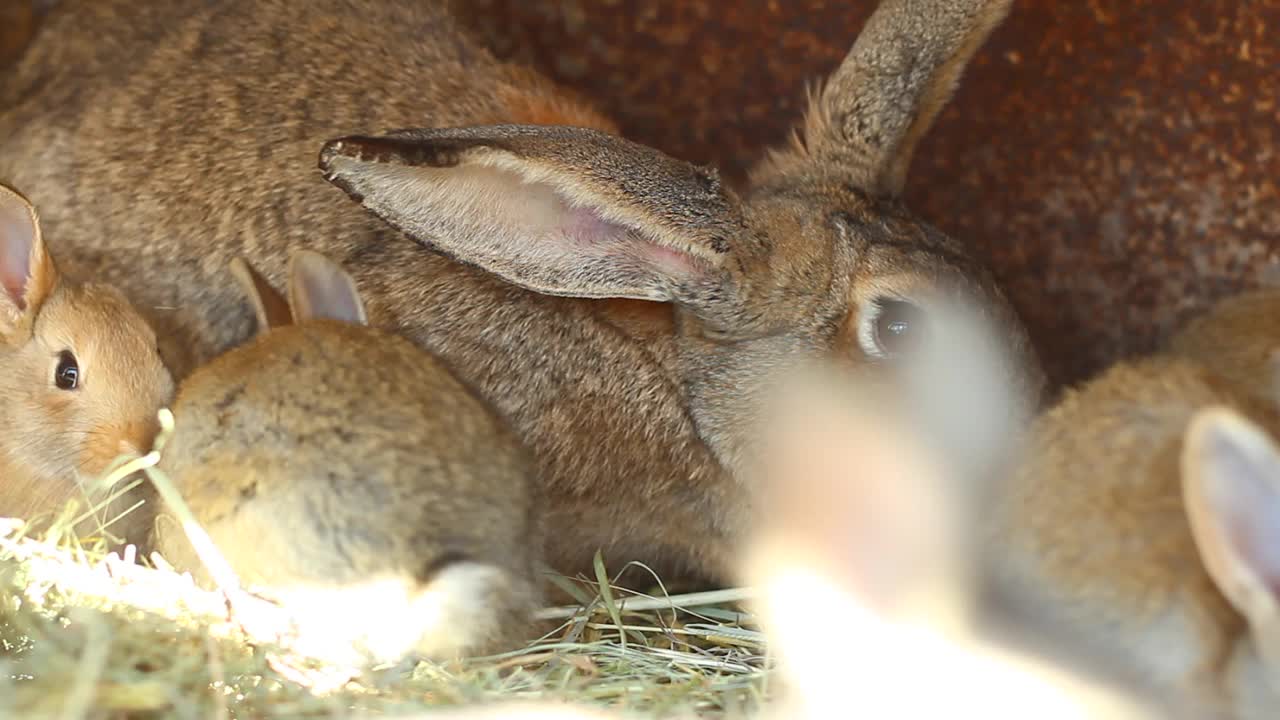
(153, 251), (540, 666)
(318, 0), (1045, 476)
(993, 356), (1280, 720)
(0, 183), (173, 542)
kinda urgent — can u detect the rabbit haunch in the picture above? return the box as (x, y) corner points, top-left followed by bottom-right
(0, 0), (1043, 581)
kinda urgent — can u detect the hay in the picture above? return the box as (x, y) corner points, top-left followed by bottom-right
(0, 456), (770, 719)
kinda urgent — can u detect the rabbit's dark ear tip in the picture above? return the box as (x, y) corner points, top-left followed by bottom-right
(319, 135), (463, 173)
(319, 136), (379, 170)
(317, 139), (345, 166)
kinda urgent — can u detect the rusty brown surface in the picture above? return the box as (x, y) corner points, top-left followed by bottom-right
(0, 2), (35, 70)
(15, 2), (1280, 387)
(456, 0), (1280, 387)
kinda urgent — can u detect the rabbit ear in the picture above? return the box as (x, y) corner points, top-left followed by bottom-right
(1182, 408), (1280, 651)
(779, 0), (1012, 197)
(287, 251), (369, 326)
(0, 185), (57, 335)
(319, 126), (743, 313)
(229, 257), (292, 334)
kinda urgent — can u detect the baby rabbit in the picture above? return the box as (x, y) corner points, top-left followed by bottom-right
(991, 353), (1280, 719)
(152, 251), (540, 666)
(0, 183), (174, 544)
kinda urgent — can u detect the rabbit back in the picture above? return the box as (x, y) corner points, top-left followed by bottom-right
(1166, 288), (1280, 404)
(990, 357), (1276, 705)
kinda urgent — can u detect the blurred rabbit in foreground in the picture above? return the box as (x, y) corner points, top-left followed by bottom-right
(376, 307), (1153, 719)
(739, 306), (1157, 720)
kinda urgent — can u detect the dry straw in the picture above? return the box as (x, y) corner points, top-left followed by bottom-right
(0, 414), (768, 719)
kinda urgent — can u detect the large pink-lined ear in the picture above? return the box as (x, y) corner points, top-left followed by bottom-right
(1182, 408), (1280, 661)
(287, 250), (368, 327)
(318, 125), (745, 310)
(0, 184), (58, 336)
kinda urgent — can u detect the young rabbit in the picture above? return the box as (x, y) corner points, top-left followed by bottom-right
(0, 0), (1044, 583)
(152, 251), (540, 665)
(0, 183), (174, 544)
(990, 353), (1280, 719)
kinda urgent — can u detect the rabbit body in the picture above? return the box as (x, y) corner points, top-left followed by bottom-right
(0, 0), (1043, 580)
(154, 254), (540, 663)
(992, 349), (1280, 717)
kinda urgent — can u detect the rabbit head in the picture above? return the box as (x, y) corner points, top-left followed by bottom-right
(0, 184), (174, 538)
(318, 0), (1045, 478)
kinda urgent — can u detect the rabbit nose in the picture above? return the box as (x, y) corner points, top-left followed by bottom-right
(82, 425), (152, 480)
(115, 420), (160, 457)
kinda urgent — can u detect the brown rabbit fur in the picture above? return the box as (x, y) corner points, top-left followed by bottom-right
(0, 0), (1043, 581)
(1166, 288), (1280, 405)
(0, 184), (174, 544)
(153, 252), (540, 663)
(991, 354), (1280, 719)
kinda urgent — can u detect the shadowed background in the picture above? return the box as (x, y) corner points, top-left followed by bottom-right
(6, 1), (1279, 388)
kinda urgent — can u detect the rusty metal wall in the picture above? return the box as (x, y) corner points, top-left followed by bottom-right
(457, 0), (1280, 387)
(0, 3), (35, 69)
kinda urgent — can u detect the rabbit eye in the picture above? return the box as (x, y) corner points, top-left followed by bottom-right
(866, 298), (926, 359)
(54, 351), (80, 391)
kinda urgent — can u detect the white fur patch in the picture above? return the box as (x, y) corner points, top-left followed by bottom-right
(758, 566), (1152, 719)
(269, 562), (508, 666)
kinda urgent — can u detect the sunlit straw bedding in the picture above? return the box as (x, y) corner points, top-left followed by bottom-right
(0, 443), (769, 719)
